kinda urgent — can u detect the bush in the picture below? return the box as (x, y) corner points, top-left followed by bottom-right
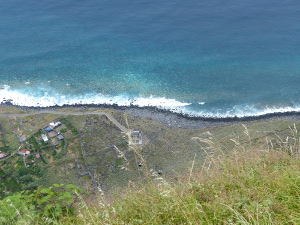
(19, 174), (34, 183)
(0, 168), (5, 177)
(0, 146), (10, 151)
(21, 184), (85, 219)
(0, 184), (86, 223)
(61, 119), (78, 136)
(60, 128), (67, 133)
(23, 181), (39, 190)
(0, 192), (31, 224)
(18, 167), (29, 176)
(27, 154), (34, 160)
(28, 136), (41, 151)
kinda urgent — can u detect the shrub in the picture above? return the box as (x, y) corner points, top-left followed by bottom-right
(0, 184), (86, 224)
(19, 174), (34, 183)
(18, 167), (29, 176)
(60, 128), (67, 133)
(28, 136), (41, 151)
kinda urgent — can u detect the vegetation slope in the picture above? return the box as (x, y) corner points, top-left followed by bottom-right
(1, 121), (300, 224)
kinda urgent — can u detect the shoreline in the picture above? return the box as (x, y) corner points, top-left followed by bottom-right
(2, 103), (300, 129)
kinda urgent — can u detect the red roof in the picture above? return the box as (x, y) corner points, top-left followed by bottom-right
(21, 149), (27, 153)
(36, 154), (41, 158)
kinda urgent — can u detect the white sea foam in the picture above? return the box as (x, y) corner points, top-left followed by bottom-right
(1, 85), (300, 118)
(0, 85), (190, 109)
(180, 104), (300, 118)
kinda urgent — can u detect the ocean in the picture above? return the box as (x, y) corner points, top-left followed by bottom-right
(1, 0), (300, 118)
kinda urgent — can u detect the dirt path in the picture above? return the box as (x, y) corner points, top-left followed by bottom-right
(0, 111), (129, 133)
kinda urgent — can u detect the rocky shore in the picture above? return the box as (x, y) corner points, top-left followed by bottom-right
(2, 102), (300, 129)
(121, 107), (300, 129)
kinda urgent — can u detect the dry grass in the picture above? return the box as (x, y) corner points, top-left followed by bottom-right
(1, 120), (300, 224)
(62, 124), (300, 225)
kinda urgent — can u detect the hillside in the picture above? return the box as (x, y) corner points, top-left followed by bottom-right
(0, 106), (299, 224)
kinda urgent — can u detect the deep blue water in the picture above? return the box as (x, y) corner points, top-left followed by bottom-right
(1, 0), (300, 117)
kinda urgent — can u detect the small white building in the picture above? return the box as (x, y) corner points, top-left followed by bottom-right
(41, 134), (48, 142)
(130, 131), (143, 145)
(49, 121), (61, 129)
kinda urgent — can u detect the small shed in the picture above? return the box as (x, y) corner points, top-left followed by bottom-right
(41, 134), (48, 142)
(130, 131), (142, 145)
(19, 149), (29, 156)
(57, 134), (64, 140)
(49, 121), (61, 129)
(18, 134), (26, 142)
(0, 153), (5, 158)
(35, 154), (41, 159)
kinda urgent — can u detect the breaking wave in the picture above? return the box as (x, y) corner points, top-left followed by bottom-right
(1, 85), (300, 119)
(0, 85), (190, 109)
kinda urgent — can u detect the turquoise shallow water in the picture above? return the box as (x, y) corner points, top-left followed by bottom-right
(1, 0), (300, 117)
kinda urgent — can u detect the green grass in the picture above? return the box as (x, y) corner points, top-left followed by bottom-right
(55, 139), (68, 158)
(0, 168), (5, 176)
(60, 128), (68, 133)
(70, 150), (299, 225)
(35, 130), (42, 137)
(2, 148), (299, 224)
(1, 124), (300, 224)
(0, 176), (21, 199)
(61, 118), (78, 136)
(0, 119), (19, 149)
(28, 136), (41, 152)
(40, 155), (48, 164)
(0, 146), (10, 151)
(1, 107), (300, 224)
